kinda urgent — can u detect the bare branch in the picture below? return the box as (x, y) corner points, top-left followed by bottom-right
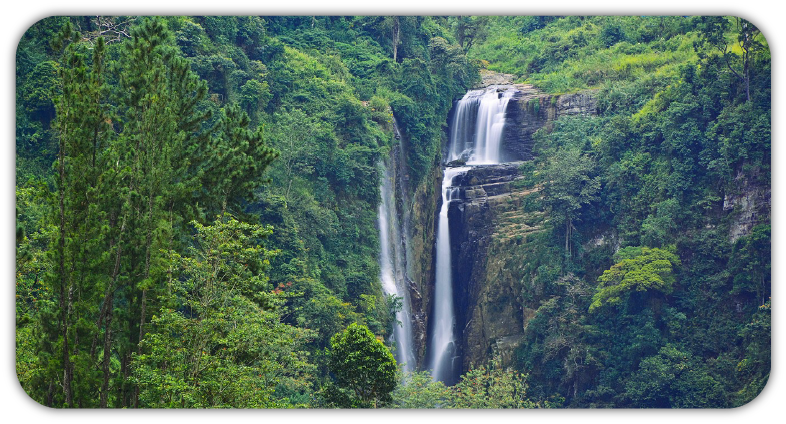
(80, 16), (137, 48)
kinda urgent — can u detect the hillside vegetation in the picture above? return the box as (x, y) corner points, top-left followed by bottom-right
(471, 15), (770, 407)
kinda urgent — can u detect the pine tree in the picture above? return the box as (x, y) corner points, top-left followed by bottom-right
(36, 21), (112, 407)
(196, 104), (279, 219)
(105, 17), (255, 407)
(28, 17), (281, 407)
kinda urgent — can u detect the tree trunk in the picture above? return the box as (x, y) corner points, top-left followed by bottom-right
(62, 286), (74, 407)
(457, 16), (466, 49)
(99, 311), (112, 407)
(741, 19), (753, 102)
(57, 118), (74, 408)
(46, 381), (54, 407)
(119, 354), (126, 408)
(743, 48), (751, 101)
(137, 189), (154, 360)
(96, 216), (125, 406)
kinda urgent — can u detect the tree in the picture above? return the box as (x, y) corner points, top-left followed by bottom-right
(522, 274), (598, 402)
(541, 147), (601, 258)
(428, 36), (476, 96)
(447, 356), (536, 408)
(623, 344), (727, 407)
(15, 182), (55, 399)
(38, 22), (112, 407)
(734, 300), (770, 406)
(599, 20), (626, 48)
(196, 104), (279, 218)
(325, 323), (397, 408)
(391, 371), (449, 408)
(104, 17), (182, 406)
(729, 224), (770, 306)
(97, 17), (217, 407)
(239, 78), (270, 122)
(589, 247), (680, 313)
(76, 16), (135, 47)
(375, 16), (421, 63)
(283, 276), (361, 351)
(519, 16), (557, 34)
(132, 217), (314, 408)
(696, 17), (764, 102)
(268, 109), (318, 206)
(453, 16), (489, 51)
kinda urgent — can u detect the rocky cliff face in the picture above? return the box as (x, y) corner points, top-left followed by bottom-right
(443, 163), (546, 371)
(502, 85), (597, 162)
(723, 168), (771, 242)
(386, 117), (442, 370)
(396, 144), (442, 364)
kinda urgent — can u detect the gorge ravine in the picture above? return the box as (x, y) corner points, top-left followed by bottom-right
(379, 81), (598, 384)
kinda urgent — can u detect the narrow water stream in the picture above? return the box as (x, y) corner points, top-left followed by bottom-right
(378, 156), (416, 373)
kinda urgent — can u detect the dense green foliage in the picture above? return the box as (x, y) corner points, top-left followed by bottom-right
(16, 15), (769, 409)
(480, 16), (770, 408)
(470, 16), (702, 93)
(391, 361), (538, 409)
(132, 217), (313, 408)
(589, 247), (680, 312)
(324, 323), (397, 408)
(16, 15), (475, 408)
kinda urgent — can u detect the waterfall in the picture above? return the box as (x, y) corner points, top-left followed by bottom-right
(428, 85), (516, 384)
(448, 86), (516, 165)
(448, 89), (481, 163)
(428, 166), (469, 384)
(378, 157), (416, 373)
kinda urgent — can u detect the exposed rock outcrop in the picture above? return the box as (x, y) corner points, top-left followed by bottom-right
(502, 85), (597, 162)
(723, 168), (771, 242)
(477, 69), (517, 87)
(405, 156), (441, 366)
(442, 163), (546, 371)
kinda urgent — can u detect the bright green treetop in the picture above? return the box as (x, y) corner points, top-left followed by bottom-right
(326, 322), (397, 408)
(590, 247), (681, 312)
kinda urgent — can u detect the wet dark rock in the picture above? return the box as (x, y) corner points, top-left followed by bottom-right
(446, 158), (467, 167)
(501, 85), (597, 162)
(440, 162), (539, 372)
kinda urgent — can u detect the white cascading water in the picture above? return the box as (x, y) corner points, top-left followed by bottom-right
(448, 86), (516, 165)
(429, 166), (469, 383)
(428, 86), (515, 383)
(448, 89), (482, 163)
(378, 159), (416, 373)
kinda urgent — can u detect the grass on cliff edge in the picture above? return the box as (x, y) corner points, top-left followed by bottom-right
(469, 16), (702, 94)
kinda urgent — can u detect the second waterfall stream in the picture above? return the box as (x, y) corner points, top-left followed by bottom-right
(378, 155), (416, 373)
